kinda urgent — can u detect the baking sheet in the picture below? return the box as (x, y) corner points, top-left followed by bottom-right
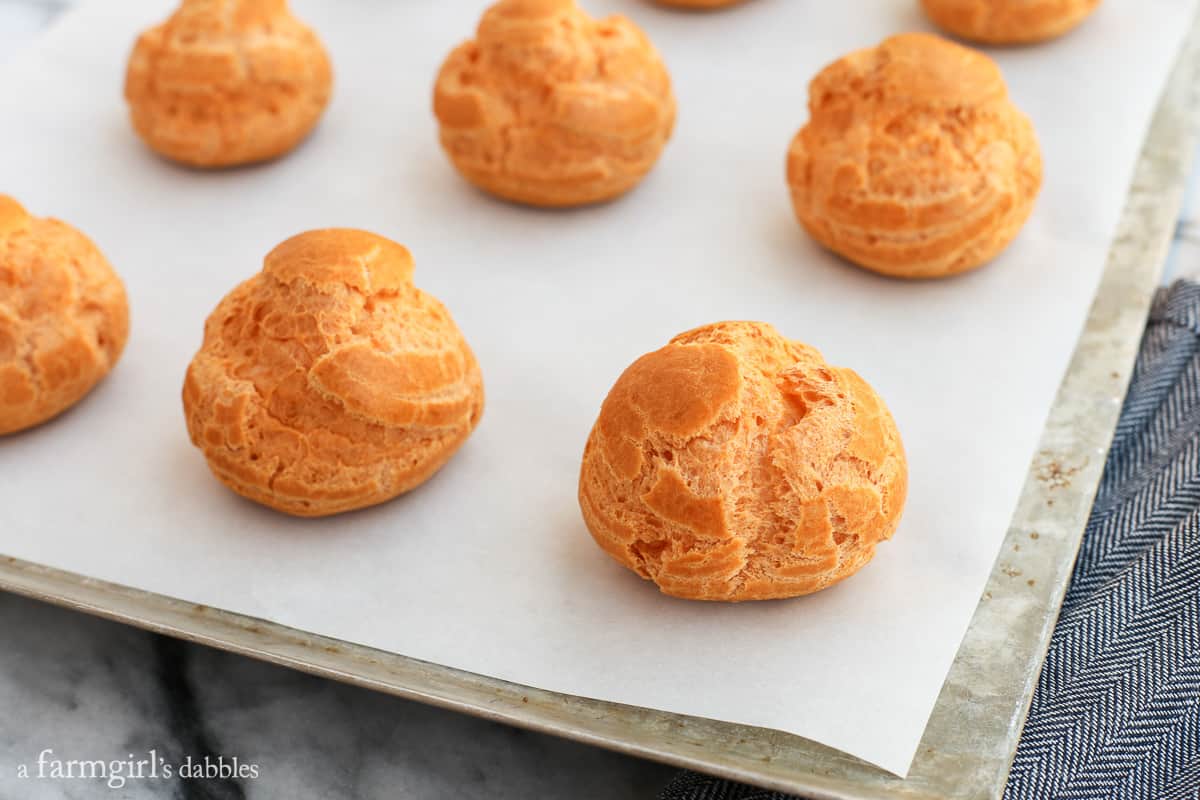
(0, 0), (1194, 777)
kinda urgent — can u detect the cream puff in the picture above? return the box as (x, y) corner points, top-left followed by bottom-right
(0, 196), (129, 435)
(125, 0), (333, 167)
(183, 229), (484, 517)
(433, 0), (676, 207)
(786, 33), (1042, 278)
(579, 321), (907, 601)
(921, 0), (1101, 45)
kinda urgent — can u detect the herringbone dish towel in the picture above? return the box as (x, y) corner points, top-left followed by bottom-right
(662, 281), (1200, 800)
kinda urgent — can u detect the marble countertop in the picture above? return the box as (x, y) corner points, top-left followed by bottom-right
(0, 593), (673, 799)
(3, 4), (1200, 799)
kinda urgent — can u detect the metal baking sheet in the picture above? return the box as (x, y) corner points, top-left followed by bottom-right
(2, 6), (1199, 800)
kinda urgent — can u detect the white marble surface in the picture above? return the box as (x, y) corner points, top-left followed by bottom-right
(0, 592), (674, 798)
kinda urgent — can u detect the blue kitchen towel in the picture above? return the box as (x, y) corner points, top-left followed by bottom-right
(661, 281), (1200, 800)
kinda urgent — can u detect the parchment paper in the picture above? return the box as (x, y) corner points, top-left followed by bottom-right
(1, 0), (1194, 776)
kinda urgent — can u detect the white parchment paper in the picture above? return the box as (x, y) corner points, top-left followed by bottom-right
(0, 0), (1194, 776)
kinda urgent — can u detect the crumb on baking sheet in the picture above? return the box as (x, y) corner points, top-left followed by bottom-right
(1035, 452), (1090, 489)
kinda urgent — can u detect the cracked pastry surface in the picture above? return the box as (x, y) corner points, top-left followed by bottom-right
(0, 196), (129, 436)
(786, 33), (1042, 279)
(125, 0), (333, 167)
(579, 321), (907, 602)
(433, 0), (676, 207)
(182, 229), (484, 517)
(921, 0), (1101, 44)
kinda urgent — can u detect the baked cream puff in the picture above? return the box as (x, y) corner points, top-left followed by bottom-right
(0, 196), (129, 435)
(183, 229), (484, 517)
(433, 0), (676, 207)
(125, 0), (333, 167)
(921, 0), (1101, 45)
(786, 33), (1043, 278)
(579, 321), (907, 601)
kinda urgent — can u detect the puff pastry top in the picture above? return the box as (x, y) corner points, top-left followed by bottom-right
(921, 0), (1101, 44)
(0, 196), (129, 435)
(125, 0), (333, 167)
(786, 33), (1042, 279)
(433, 0), (676, 207)
(183, 229), (484, 517)
(579, 321), (907, 602)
